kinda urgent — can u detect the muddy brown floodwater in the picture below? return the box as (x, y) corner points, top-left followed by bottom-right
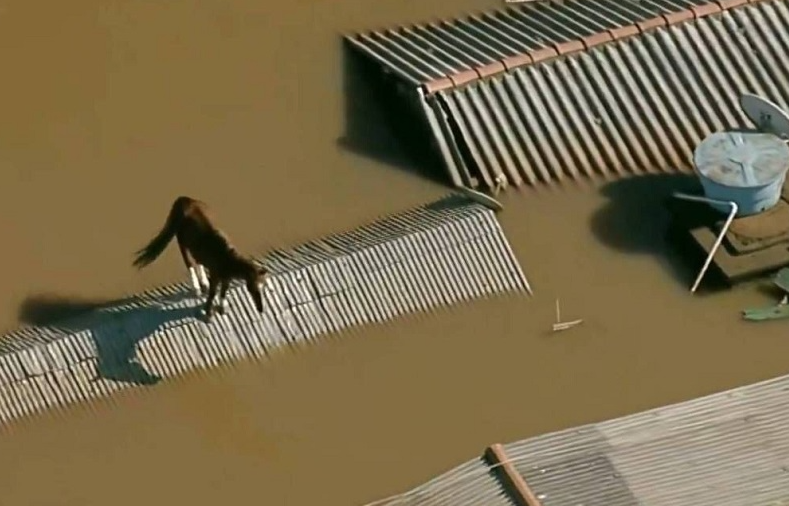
(1, 1), (789, 505)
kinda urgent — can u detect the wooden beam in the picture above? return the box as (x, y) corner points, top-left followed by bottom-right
(484, 443), (544, 506)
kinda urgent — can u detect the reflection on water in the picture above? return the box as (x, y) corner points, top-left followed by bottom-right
(0, 0), (787, 505)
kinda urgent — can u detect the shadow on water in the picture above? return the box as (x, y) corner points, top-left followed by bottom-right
(337, 39), (445, 184)
(18, 292), (200, 386)
(755, 281), (786, 300)
(590, 173), (719, 288)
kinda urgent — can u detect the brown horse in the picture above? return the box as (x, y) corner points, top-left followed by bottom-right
(132, 196), (267, 322)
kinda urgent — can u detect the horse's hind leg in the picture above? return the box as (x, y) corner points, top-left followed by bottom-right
(197, 265), (210, 292)
(176, 235), (204, 298)
(217, 280), (230, 315)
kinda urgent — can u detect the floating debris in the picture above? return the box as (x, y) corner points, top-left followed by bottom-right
(742, 301), (789, 321)
(552, 299), (583, 332)
(553, 320), (583, 332)
(743, 267), (789, 321)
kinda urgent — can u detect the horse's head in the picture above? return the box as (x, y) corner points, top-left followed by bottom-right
(243, 264), (268, 314)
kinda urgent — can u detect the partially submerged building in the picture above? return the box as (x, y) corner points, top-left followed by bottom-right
(346, 2), (789, 504)
(346, 0), (789, 190)
(0, 196), (529, 426)
(367, 372), (789, 505)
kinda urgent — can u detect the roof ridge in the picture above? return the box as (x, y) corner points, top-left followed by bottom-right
(419, 0), (760, 94)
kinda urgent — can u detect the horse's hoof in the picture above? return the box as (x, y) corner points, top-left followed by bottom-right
(216, 305), (226, 316)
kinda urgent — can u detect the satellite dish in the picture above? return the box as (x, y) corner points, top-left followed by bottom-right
(740, 93), (789, 140)
(457, 186), (504, 212)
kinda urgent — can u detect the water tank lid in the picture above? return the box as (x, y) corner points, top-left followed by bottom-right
(693, 131), (789, 188)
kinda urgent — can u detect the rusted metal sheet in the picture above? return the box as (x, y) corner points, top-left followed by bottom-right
(0, 194), (529, 427)
(421, 0), (789, 189)
(346, 0), (737, 91)
(364, 371), (789, 505)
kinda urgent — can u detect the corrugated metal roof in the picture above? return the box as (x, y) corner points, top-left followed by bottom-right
(363, 372), (789, 506)
(0, 194), (530, 427)
(345, 0), (723, 88)
(420, 0), (789, 189)
(369, 458), (517, 506)
(347, 0), (784, 190)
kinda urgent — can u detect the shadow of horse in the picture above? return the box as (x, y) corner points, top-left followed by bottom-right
(18, 291), (200, 386)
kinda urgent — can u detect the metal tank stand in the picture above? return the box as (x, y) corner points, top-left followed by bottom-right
(672, 193), (738, 293)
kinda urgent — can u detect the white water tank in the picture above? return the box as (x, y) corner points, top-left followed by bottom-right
(693, 131), (789, 216)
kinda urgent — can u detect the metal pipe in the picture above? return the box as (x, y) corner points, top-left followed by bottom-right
(672, 192), (739, 294)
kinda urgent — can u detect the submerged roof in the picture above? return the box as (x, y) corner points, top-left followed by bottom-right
(346, 0), (741, 90)
(349, 0), (789, 190)
(368, 371), (789, 506)
(0, 195), (529, 426)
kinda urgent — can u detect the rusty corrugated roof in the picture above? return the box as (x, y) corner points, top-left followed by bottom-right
(365, 372), (789, 506)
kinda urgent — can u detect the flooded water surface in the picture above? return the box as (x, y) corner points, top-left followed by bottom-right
(0, 1), (788, 505)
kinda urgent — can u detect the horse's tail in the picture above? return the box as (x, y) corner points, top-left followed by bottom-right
(132, 197), (190, 269)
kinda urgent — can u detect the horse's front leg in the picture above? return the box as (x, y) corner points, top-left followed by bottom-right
(188, 267), (203, 298)
(202, 276), (219, 323)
